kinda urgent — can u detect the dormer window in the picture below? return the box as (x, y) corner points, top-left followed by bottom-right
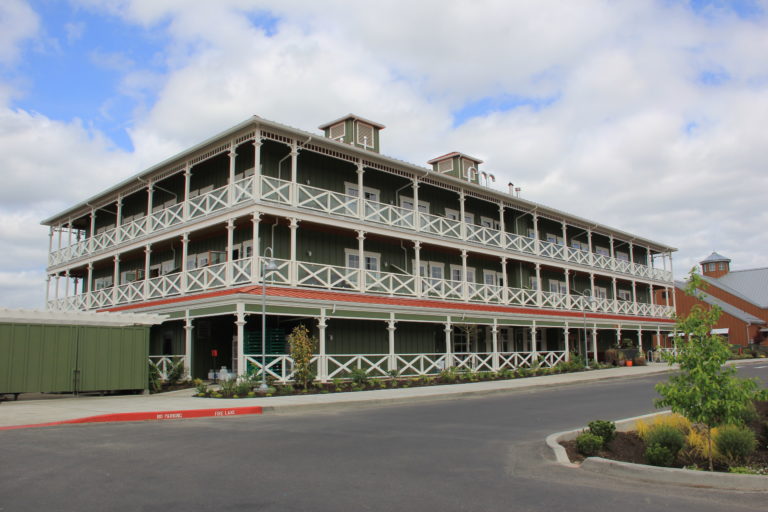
(357, 122), (374, 148)
(437, 160), (453, 173)
(462, 158), (477, 180)
(329, 122), (345, 141)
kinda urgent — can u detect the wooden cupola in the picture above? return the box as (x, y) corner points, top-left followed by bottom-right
(700, 251), (731, 278)
(427, 152), (483, 184)
(319, 114), (385, 153)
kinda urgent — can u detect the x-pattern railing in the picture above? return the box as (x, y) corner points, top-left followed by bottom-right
(418, 212), (461, 239)
(245, 355), (296, 382)
(115, 281), (144, 304)
(297, 262), (358, 290)
(453, 352), (494, 372)
(149, 355), (187, 380)
(395, 353), (446, 376)
(504, 232), (536, 254)
(297, 184), (358, 218)
(151, 203), (184, 230)
(187, 262), (227, 292)
(261, 176), (291, 204)
(146, 273), (182, 299)
(364, 270), (415, 296)
(231, 258), (252, 284)
(232, 176), (254, 204)
(540, 290), (568, 309)
(465, 224), (503, 248)
(507, 288), (538, 307)
(498, 351), (534, 369)
(467, 283), (504, 303)
(326, 354), (390, 379)
(539, 239), (566, 260)
(363, 200), (415, 230)
(188, 185), (228, 219)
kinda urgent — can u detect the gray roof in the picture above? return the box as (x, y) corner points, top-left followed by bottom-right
(700, 251), (731, 264)
(704, 268), (768, 308)
(675, 282), (765, 324)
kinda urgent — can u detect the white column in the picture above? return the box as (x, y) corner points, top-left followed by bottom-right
(115, 199), (123, 241)
(647, 247), (652, 268)
(491, 320), (499, 371)
(86, 262), (93, 296)
(289, 142), (298, 205)
(631, 280), (637, 308)
(89, 210), (96, 242)
(589, 272), (596, 299)
(628, 241), (634, 265)
(48, 227), (54, 259)
(459, 191), (466, 239)
(357, 229), (366, 292)
(665, 286), (671, 307)
(45, 275), (51, 305)
(611, 277), (618, 301)
(656, 326), (661, 350)
(252, 134), (262, 200)
(561, 221), (569, 259)
(57, 224), (62, 251)
(587, 229), (593, 265)
(444, 321), (453, 368)
(184, 314), (193, 379)
(498, 203), (505, 238)
(111, 256), (120, 305)
(64, 269), (70, 299)
(609, 234), (615, 260)
(412, 178), (420, 228)
(226, 218), (235, 285)
(501, 257), (508, 304)
(146, 184), (154, 232)
(181, 233), (189, 294)
(356, 162), (365, 219)
(564, 269), (571, 308)
(236, 302), (247, 376)
(251, 212), (261, 284)
(228, 147), (237, 205)
(591, 328), (598, 364)
(414, 240), (422, 298)
(616, 327), (622, 348)
(67, 219), (73, 249)
(649, 284), (655, 306)
(637, 328), (643, 355)
(533, 213), (540, 254)
(461, 249), (468, 301)
(535, 263), (542, 307)
(143, 244), (151, 299)
(289, 217), (299, 286)
(530, 324), (538, 358)
(54, 274), (60, 302)
(317, 314), (328, 381)
(183, 165), (192, 220)
(387, 316), (397, 372)
(564, 326), (570, 361)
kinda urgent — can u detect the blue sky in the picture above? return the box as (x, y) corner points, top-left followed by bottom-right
(1, 0), (768, 308)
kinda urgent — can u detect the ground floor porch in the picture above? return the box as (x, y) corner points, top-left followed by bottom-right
(141, 293), (675, 383)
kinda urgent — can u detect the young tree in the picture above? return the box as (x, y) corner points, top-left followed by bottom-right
(655, 270), (766, 471)
(288, 324), (317, 390)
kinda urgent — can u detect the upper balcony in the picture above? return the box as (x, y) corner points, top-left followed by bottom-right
(48, 174), (674, 283)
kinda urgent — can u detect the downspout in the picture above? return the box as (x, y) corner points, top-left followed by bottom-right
(277, 136), (312, 181)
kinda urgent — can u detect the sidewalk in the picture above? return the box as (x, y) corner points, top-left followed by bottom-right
(0, 363), (684, 430)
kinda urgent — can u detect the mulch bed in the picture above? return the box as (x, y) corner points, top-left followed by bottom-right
(561, 400), (768, 472)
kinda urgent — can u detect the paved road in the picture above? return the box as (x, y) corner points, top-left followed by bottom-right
(1, 366), (766, 512)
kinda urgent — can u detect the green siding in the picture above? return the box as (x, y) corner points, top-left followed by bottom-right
(0, 322), (149, 394)
(326, 319), (387, 354)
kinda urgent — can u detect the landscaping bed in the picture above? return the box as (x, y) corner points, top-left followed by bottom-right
(192, 357), (604, 398)
(561, 400), (768, 475)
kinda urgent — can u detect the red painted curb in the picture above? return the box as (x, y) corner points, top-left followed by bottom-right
(0, 406), (263, 431)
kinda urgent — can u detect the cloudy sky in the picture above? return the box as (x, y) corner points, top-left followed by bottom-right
(1, 0), (767, 309)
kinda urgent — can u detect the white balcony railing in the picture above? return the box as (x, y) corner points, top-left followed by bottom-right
(49, 256), (676, 322)
(49, 175), (674, 283)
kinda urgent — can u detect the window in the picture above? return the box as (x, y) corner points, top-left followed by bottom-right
(595, 246), (610, 257)
(94, 276), (113, 290)
(546, 233), (564, 245)
(617, 289), (632, 301)
(329, 122), (345, 140)
(708, 263), (715, 271)
(484, 271), (503, 286)
(345, 249), (380, 271)
(718, 262), (725, 270)
(356, 122), (374, 148)
(548, 279), (567, 294)
(616, 251), (629, 262)
(345, 182), (380, 202)
(399, 195), (429, 213)
(529, 276), (539, 290)
(571, 240), (588, 252)
(437, 159), (453, 173)
(480, 216), (500, 230)
(527, 228), (536, 239)
(450, 265), (475, 282)
(461, 158), (476, 179)
(445, 208), (474, 224)
(595, 286), (608, 299)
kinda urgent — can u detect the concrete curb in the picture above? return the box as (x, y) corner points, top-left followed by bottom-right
(0, 406), (263, 431)
(547, 411), (768, 492)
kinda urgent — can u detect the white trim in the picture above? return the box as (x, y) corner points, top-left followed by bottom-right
(344, 181), (379, 202)
(450, 264), (475, 282)
(0, 308), (166, 326)
(345, 248), (381, 271)
(445, 208), (474, 224)
(399, 195), (429, 213)
(480, 216), (500, 230)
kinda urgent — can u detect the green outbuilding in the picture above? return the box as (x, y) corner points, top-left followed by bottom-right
(0, 309), (166, 399)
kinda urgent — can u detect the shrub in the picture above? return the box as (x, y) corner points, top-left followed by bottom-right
(288, 324), (317, 390)
(588, 420), (616, 444)
(637, 414), (691, 440)
(644, 424), (685, 457)
(167, 357), (186, 385)
(684, 426), (720, 462)
(715, 425), (757, 466)
(148, 361), (161, 393)
(349, 368), (369, 387)
(576, 432), (603, 456)
(193, 378), (208, 395)
(439, 367), (460, 383)
(645, 443), (675, 467)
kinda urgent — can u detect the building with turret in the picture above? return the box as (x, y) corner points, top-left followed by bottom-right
(42, 114), (677, 380)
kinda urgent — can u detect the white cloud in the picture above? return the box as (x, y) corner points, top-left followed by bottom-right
(0, 0), (39, 65)
(3, 0), (768, 309)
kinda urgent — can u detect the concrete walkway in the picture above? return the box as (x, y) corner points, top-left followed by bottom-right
(0, 363), (679, 429)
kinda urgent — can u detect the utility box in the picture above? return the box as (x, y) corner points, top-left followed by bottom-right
(0, 309), (166, 396)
